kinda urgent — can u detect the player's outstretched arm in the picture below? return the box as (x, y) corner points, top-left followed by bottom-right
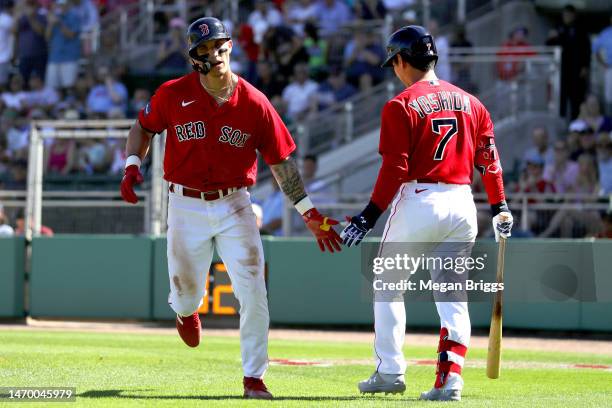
(120, 121), (154, 204)
(270, 157), (342, 253)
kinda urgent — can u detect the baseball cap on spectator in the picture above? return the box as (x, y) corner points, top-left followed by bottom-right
(568, 119), (593, 134)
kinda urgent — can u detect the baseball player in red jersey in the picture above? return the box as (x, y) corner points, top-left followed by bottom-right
(120, 17), (342, 399)
(341, 26), (513, 401)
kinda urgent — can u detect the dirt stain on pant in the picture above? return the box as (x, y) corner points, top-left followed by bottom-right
(239, 245), (261, 275)
(173, 275), (183, 294)
(171, 233), (199, 296)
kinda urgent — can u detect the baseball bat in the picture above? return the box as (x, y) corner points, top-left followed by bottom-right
(486, 236), (507, 379)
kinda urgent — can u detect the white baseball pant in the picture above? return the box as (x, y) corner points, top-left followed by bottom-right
(373, 181), (477, 375)
(166, 187), (269, 378)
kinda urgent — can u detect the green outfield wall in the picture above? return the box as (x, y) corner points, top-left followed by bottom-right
(29, 236), (153, 319)
(2, 236), (610, 330)
(0, 237), (25, 318)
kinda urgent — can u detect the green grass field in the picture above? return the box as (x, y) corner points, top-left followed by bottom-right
(1, 329), (612, 407)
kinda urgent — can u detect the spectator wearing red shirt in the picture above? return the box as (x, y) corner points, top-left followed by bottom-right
(238, 24), (260, 84)
(496, 26), (535, 81)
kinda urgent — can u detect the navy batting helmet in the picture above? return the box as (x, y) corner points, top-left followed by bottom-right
(187, 17), (231, 67)
(381, 25), (437, 69)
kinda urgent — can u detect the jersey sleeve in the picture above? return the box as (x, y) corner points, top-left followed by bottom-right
(370, 100), (411, 210)
(257, 100), (296, 165)
(138, 86), (169, 134)
(474, 103), (506, 205)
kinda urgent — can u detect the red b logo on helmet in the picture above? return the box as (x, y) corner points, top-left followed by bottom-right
(199, 24), (209, 36)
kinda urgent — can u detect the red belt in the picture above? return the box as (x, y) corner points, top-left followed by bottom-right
(169, 183), (239, 201)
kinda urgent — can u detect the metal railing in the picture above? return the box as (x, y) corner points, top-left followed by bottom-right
(280, 190), (610, 237)
(25, 120), (166, 239)
(98, 0), (240, 57)
(274, 46), (561, 168)
(0, 190), (149, 234)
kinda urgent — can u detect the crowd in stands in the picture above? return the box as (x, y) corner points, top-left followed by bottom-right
(1, 0), (408, 192)
(0, 0), (611, 238)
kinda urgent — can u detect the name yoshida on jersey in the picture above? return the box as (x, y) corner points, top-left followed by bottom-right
(137, 72), (295, 192)
(407, 90), (472, 118)
(370, 79), (505, 210)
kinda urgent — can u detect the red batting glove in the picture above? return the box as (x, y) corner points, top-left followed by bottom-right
(302, 208), (342, 253)
(120, 165), (144, 204)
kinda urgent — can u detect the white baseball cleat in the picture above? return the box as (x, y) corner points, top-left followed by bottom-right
(419, 372), (463, 401)
(358, 371), (406, 394)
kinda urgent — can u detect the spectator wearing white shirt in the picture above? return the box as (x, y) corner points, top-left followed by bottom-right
(248, 0), (283, 44)
(0, 203), (15, 237)
(1, 73), (27, 110)
(22, 73), (59, 110)
(282, 63), (318, 121)
(0, 0), (15, 88)
(2, 110), (29, 160)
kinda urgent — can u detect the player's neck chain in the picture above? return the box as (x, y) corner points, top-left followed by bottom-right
(201, 74), (237, 105)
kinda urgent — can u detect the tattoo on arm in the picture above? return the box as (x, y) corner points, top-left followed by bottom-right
(270, 157), (307, 204)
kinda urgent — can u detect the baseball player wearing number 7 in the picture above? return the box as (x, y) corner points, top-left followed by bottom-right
(341, 26), (513, 401)
(120, 17), (342, 399)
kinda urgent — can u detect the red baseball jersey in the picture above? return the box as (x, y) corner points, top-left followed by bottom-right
(138, 72), (296, 191)
(371, 79), (504, 209)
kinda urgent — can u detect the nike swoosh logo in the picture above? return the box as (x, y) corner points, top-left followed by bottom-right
(181, 100), (195, 107)
(415, 188), (428, 194)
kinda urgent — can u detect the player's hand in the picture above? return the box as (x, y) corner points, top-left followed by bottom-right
(492, 211), (513, 242)
(302, 208), (342, 253)
(120, 165), (144, 204)
(341, 215), (373, 247)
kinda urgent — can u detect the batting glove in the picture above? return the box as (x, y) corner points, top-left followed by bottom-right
(120, 164), (144, 204)
(491, 201), (513, 242)
(341, 215), (373, 247)
(341, 201), (383, 247)
(302, 208), (343, 253)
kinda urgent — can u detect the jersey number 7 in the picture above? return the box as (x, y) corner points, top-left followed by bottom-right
(432, 118), (458, 161)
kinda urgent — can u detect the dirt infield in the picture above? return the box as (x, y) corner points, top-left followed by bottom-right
(1, 318), (611, 355)
(268, 358), (612, 371)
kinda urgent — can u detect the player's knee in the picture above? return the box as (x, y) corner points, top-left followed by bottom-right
(236, 286), (268, 315)
(172, 297), (202, 316)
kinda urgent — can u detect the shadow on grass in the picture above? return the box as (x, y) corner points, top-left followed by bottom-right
(79, 390), (415, 401)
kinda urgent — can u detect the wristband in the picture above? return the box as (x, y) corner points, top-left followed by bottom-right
(294, 196), (314, 215)
(360, 201), (383, 228)
(125, 155), (142, 169)
(491, 200), (509, 216)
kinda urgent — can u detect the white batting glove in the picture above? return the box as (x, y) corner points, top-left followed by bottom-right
(492, 211), (513, 242)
